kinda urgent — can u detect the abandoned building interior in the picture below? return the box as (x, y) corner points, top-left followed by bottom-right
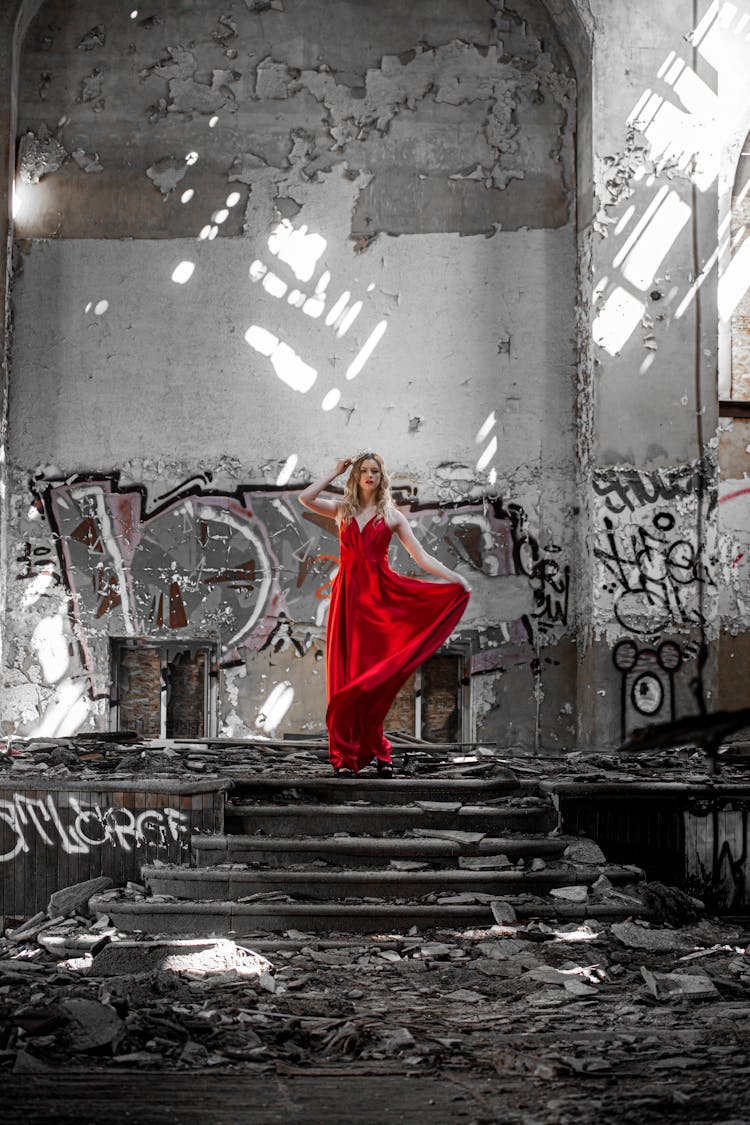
(3, 0), (750, 1120)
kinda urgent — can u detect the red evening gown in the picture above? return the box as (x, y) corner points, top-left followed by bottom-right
(326, 514), (470, 772)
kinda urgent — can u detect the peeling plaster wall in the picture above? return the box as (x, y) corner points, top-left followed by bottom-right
(3, 0), (581, 750)
(579, 0), (750, 745)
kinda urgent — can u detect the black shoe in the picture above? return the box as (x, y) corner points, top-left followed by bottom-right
(334, 766), (354, 777)
(376, 760), (393, 778)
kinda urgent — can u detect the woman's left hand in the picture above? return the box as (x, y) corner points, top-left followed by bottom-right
(457, 576), (472, 593)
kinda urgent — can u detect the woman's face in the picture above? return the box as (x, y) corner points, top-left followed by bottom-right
(358, 458), (381, 493)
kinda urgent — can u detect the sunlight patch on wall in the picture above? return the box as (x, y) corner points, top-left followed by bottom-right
(346, 320), (388, 380)
(21, 565), (56, 608)
(719, 235), (750, 322)
(267, 220), (326, 283)
(276, 454), (298, 486)
(171, 260), (195, 284)
(593, 287), (646, 356)
(255, 681), (294, 733)
(244, 326), (318, 393)
(29, 678), (91, 738)
(31, 614), (69, 684)
(613, 187), (691, 291)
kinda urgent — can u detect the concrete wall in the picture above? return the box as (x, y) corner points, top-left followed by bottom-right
(3, 0), (750, 752)
(1, 0), (581, 749)
(580, 0), (750, 746)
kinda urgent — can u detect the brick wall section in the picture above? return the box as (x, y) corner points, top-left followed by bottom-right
(384, 655), (462, 742)
(385, 671), (416, 736)
(167, 650), (206, 738)
(423, 655), (460, 743)
(731, 194), (750, 399)
(117, 647), (161, 737)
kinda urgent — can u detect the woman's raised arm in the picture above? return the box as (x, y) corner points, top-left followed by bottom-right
(298, 457), (352, 520)
(393, 510), (471, 592)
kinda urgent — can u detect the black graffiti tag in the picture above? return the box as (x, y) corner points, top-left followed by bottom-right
(595, 511), (708, 634)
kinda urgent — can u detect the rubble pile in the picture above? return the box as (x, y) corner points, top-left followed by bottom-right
(1, 733), (742, 785)
(3, 901), (750, 1120)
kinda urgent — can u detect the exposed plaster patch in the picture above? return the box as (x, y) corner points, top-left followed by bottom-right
(146, 157), (188, 194)
(79, 68), (105, 107)
(241, 38), (573, 236)
(223, 661), (247, 709)
(17, 125), (67, 184)
(77, 25), (106, 51)
(72, 149), (103, 174)
(142, 47), (241, 116)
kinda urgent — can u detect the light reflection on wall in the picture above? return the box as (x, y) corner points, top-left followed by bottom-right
(244, 218), (389, 408)
(255, 680), (295, 733)
(593, 1), (750, 358)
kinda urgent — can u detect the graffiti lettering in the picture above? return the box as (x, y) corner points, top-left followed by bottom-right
(593, 462), (710, 515)
(502, 503), (570, 634)
(595, 511), (710, 634)
(16, 542), (60, 585)
(0, 793), (188, 864)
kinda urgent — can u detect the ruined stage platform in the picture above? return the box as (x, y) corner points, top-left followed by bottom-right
(3, 734), (750, 1122)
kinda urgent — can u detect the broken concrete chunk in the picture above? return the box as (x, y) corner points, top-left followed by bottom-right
(563, 839), (607, 864)
(563, 977), (600, 997)
(612, 922), (693, 952)
(550, 885), (589, 903)
(641, 966), (718, 1001)
(59, 998), (124, 1053)
(459, 854), (511, 870)
(379, 1027), (415, 1057)
(490, 900), (518, 925)
(17, 125), (67, 184)
(47, 876), (113, 919)
(146, 156), (188, 194)
(590, 873), (613, 897)
(414, 942), (453, 960)
(412, 829), (485, 844)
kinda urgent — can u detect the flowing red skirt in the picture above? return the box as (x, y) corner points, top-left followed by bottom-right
(325, 515), (470, 772)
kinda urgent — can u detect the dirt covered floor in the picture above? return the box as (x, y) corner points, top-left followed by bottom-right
(3, 909), (750, 1124)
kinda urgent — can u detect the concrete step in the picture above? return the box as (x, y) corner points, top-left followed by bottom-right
(142, 862), (641, 901)
(224, 801), (557, 836)
(90, 893), (649, 937)
(228, 774), (520, 805)
(193, 832), (570, 868)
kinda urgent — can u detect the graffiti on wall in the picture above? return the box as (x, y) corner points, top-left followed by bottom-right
(684, 796), (750, 914)
(0, 792), (189, 864)
(718, 484), (750, 624)
(27, 476), (568, 696)
(593, 462), (717, 637)
(612, 637), (686, 739)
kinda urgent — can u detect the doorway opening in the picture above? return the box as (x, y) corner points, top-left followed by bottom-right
(385, 650), (470, 743)
(111, 640), (217, 738)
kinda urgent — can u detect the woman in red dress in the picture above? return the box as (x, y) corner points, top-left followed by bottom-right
(299, 453), (471, 777)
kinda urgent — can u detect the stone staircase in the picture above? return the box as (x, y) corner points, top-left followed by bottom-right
(91, 770), (649, 936)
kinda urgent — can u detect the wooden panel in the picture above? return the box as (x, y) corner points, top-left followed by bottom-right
(0, 782), (226, 922)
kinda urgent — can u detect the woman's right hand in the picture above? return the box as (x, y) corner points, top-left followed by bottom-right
(333, 457), (353, 478)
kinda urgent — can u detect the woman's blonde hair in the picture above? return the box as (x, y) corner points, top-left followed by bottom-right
(338, 451), (394, 526)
